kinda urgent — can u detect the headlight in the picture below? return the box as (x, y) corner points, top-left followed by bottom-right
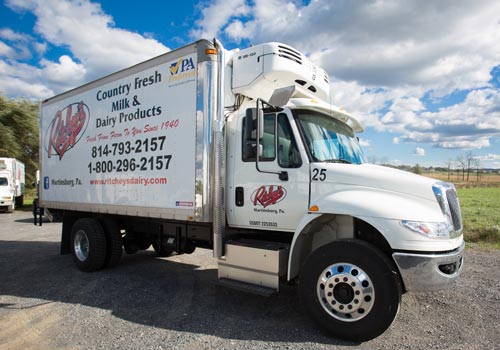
(401, 182), (462, 239)
(401, 220), (452, 239)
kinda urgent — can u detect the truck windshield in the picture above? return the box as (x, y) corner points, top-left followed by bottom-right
(294, 110), (366, 164)
(0, 177), (8, 186)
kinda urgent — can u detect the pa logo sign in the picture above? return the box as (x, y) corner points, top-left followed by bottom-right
(170, 57), (195, 75)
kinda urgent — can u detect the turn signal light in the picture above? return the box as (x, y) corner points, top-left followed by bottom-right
(309, 205), (319, 212)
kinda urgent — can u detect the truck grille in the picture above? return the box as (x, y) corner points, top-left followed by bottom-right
(446, 189), (462, 231)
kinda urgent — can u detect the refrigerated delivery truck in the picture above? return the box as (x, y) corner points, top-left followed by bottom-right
(37, 39), (464, 341)
(0, 157), (25, 212)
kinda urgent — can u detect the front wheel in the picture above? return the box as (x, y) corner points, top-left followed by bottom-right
(7, 201), (14, 213)
(299, 239), (401, 341)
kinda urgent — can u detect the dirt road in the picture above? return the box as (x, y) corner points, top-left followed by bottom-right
(1, 210), (499, 349)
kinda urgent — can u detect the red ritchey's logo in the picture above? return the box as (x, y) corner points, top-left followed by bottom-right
(251, 185), (287, 208)
(45, 102), (90, 160)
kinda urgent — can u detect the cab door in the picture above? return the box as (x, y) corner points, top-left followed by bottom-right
(227, 110), (310, 232)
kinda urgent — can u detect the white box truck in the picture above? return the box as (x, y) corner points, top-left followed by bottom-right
(0, 157), (25, 212)
(37, 39), (464, 341)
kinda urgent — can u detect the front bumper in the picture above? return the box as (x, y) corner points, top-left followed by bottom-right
(1, 199), (13, 206)
(392, 241), (465, 292)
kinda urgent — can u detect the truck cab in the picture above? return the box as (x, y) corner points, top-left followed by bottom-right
(0, 158), (25, 212)
(0, 173), (15, 212)
(219, 42), (464, 340)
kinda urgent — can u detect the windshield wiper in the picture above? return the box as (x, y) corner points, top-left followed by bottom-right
(323, 158), (351, 164)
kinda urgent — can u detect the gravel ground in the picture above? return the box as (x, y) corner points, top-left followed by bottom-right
(0, 210), (499, 350)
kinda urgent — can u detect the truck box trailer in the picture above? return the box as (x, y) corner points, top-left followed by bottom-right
(0, 157), (25, 212)
(37, 39), (464, 341)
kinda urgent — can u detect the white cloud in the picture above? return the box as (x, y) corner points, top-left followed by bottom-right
(474, 154), (500, 161)
(0, 28), (30, 41)
(436, 139), (490, 150)
(394, 89), (500, 148)
(0, 77), (53, 99)
(414, 147), (425, 156)
(0, 52), (53, 98)
(0, 28), (34, 60)
(0, 41), (16, 58)
(28, 0), (168, 75)
(0, 60), (53, 98)
(358, 138), (371, 147)
(40, 55), (86, 90)
(239, 0), (500, 93)
(190, 0), (500, 153)
(225, 20), (256, 42)
(3, 0), (169, 98)
(33, 41), (46, 55)
(190, 0), (250, 40)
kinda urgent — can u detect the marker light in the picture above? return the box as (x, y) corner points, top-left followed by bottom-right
(205, 48), (218, 55)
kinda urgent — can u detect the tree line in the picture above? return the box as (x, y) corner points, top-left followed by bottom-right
(447, 152), (482, 181)
(369, 153), (488, 182)
(0, 93), (39, 185)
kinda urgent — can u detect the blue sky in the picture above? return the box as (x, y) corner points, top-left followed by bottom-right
(1, 0), (499, 168)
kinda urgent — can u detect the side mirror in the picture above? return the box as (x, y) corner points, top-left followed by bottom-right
(244, 108), (264, 141)
(256, 108), (264, 140)
(243, 143), (263, 159)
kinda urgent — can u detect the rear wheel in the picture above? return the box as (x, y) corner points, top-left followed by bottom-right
(152, 239), (173, 257)
(299, 239), (401, 341)
(101, 219), (122, 268)
(71, 218), (107, 272)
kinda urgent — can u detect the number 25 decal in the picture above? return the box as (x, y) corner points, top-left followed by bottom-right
(312, 168), (326, 181)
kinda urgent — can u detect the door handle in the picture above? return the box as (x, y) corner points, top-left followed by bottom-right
(235, 187), (244, 207)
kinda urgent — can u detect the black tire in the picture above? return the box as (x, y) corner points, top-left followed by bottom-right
(6, 201), (14, 213)
(139, 239), (152, 251)
(299, 239), (402, 342)
(101, 219), (122, 268)
(152, 239), (173, 257)
(15, 195), (24, 207)
(70, 218), (107, 272)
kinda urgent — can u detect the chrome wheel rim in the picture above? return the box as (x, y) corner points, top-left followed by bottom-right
(74, 230), (89, 261)
(317, 262), (375, 322)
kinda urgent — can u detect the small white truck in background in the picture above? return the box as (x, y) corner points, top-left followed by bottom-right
(37, 39), (464, 341)
(0, 157), (25, 212)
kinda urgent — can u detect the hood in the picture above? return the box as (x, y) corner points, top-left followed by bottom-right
(318, 163), (439, 201)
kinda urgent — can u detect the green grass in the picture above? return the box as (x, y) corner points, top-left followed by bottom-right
(458, 187), (500, 248)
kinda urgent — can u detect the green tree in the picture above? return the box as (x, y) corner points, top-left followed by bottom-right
(413, 163), (423, 175)
(0, 93), (40, 185)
